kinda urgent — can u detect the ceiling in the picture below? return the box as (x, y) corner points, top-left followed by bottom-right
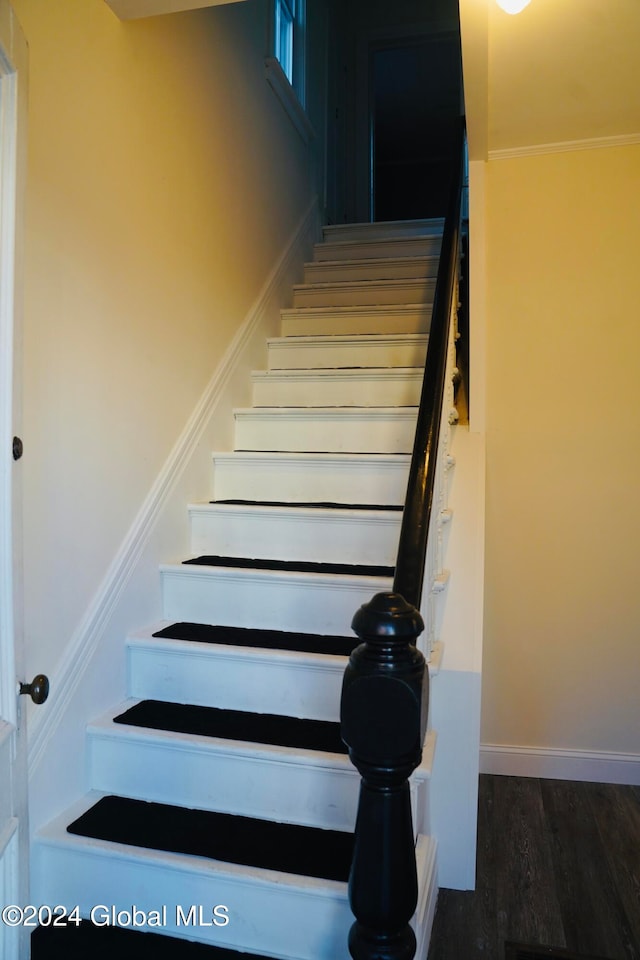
(461, 0), (640, 159)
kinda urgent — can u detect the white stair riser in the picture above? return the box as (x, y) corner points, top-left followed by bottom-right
(89, 729), (360, 831)
(322, 219), (444, 242)
(234, 408), (418, 454)
(89, 725), (432, 834)
(34, 826), (434, 960)
(293, 278), (435, 308)
(128, 639), (347, 721)
(252, 369), (422, 408)
(161, 566), (393, 638)
(280, 305), (432, 338)
(189, 506), (401, 564)
(303, 256), (438, 284)
(313, 237), (441, 262)
(33, 833), (353, 960)
(267, 335), (427, 370)
(211, 453), (410, 505)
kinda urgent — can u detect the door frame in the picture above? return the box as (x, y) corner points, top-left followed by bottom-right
(0, 4), (29, 957)
(354, 24), (460, 223)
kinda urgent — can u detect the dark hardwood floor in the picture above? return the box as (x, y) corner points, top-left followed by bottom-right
(428, 775), (640, 960)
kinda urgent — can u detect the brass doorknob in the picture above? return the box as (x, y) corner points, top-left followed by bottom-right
(19, 674), (49, 704)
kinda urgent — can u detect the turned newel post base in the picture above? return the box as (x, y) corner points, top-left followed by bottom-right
(341, 592), (428, 960)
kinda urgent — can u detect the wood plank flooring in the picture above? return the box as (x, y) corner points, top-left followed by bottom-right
(428, 775), (640, 960)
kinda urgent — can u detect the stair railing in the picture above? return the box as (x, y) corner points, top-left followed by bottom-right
(340, 117), (466, 960)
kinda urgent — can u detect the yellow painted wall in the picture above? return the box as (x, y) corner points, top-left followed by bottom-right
(483, 144), (640, 754)
(12, 0), (319, 683)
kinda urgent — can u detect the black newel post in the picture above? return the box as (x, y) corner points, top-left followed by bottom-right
(341, 591), (428, 960)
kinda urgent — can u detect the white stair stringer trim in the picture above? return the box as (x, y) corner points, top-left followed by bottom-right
(161, 563), (394, 637)
(34, 795), (437, 960)
(211, 451), (411, 504)
(27, 197), (321, 779)
(188, 502), (402, 565)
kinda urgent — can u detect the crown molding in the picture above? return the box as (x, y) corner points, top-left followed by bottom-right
(489, 131), (640, 161)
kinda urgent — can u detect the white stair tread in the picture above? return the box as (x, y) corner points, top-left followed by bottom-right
(88, 700), (435, 783)
(302, 255), (439, 283)
(35, 795), (436, 958)
(312, 237), (441, 263)
(293, 278), (436, 295)
(127, 622), (352, 720)
(127, 622), (443, 672)
(280, 303), (432, 337)
(251, 367), (423, 409)
(268, 331), (428, 347)
(292, 278), (436, 308)
(88, 700), (351, 767)
(267, 333), (428, 371)
(305, 254), (437, 267)
(127, 621), (351, 670)
(188, 502), (401, 564)
(233, 407), (419, 455)
(36, 791), (349, 892)
(322, 218), (444, 242)
(189, 501), (402, 520)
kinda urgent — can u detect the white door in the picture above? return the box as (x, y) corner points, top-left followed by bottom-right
(0, 5), (29, 959)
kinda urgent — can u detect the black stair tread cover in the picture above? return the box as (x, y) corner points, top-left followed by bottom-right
(182, 555), (394, 577)
(211, 498), (402, 510)
(31, 920), (273, 959)
(114, 700), (347, 755)
(67, 796), (353, 882)
(152, 622), (358, 656)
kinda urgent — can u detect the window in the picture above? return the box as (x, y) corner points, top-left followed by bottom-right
(266, 0), (313, 143)
(273, 0), (305, 106)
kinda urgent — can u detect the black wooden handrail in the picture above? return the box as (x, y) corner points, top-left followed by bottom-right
(393, 116), (466, 609)
(341, 119), (467, 960)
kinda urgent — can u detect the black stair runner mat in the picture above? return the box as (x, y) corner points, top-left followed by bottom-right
(67, 796), (354, 882)
(182, 555), (394, 577)
(114, 699), (347, 755)
(31, 920), (273, 959)
(152, 622), (358, 657)
(211, 498), (403, 511)
(505, 944), (614, 960)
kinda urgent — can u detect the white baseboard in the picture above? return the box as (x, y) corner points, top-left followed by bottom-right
(27, 196), (320, 784)
(480, 743), (640, 786)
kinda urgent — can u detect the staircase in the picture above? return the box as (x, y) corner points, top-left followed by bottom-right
(31, 218), (453, 960)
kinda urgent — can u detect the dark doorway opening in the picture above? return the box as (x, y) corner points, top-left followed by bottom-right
(371, 33), (462, 222)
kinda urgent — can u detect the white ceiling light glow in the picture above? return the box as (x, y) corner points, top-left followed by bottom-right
(496, 0), (531, 13)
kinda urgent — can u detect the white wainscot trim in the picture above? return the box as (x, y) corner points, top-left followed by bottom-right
(480, 743), (640, 786)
